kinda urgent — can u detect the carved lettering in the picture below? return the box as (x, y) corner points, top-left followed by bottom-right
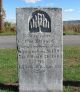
(29, 10), (51, 32)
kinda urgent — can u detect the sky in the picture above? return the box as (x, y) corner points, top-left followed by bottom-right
(3, 0), (80, 22)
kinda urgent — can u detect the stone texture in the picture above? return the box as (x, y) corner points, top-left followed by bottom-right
(16, 8), (63, 92)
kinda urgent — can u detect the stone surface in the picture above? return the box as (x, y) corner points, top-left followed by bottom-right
(16, 8), (63, 92)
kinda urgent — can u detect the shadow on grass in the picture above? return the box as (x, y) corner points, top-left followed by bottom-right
(0, 81), (80, 91)
(63, 80), (80, 87)
(0, 83), (18, 92)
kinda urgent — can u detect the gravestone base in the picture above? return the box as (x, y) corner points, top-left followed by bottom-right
(20, 90), (60, 92)
(20, 90), (62, 92)
(19, 79), (62, 92)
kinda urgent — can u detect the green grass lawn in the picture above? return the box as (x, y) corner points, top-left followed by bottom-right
(64, 46), (80, 80)
(0, 32), (16, 36)
(0, 31), (80, 36)
(0, 90), (14, 92)
(0, 49), (17, 84)
(63, 31), (80, 35)
(0, 46), (80, 91)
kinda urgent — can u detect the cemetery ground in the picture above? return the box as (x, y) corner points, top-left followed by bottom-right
(0, 46), (80, 92)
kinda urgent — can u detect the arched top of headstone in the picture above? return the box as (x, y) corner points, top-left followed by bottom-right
(29, 10), (51, 33)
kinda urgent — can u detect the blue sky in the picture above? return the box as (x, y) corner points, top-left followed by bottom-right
(3, 0), (80, 22)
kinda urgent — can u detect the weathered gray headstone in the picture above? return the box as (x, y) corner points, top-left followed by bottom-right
(16, 8), (63, 92)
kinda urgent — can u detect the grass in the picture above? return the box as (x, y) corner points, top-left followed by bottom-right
(0, 49), (17, 84)
(0, 46), (80, 91)
(63, 31), (80, 35)
(0, 30), (80, 36)
(0, 90), (14, 92)
(0, 87), (80, 92)
(64, 46), (80, 80)
(0, 32), (16, 36)
(63, 86), (80, 92)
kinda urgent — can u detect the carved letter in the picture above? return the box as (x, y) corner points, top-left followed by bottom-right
(38, 13), (42, 26)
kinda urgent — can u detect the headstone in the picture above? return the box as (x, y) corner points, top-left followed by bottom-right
(16, 8), (63, 92)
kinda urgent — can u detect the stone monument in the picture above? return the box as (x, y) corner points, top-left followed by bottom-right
(16, 8), (63, 92)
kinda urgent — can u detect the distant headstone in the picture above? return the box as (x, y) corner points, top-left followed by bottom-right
(16, 8), (63, 92)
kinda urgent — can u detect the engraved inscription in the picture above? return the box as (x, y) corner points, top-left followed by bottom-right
(19, 65), (54, 73)
(29, 10), (51, 32)
(18, 33), (60, 74)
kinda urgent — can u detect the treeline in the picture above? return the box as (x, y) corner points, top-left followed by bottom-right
(0, 22), (16, 33)
(1, 22), (80, 34)
(63, 24), (80, 32)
